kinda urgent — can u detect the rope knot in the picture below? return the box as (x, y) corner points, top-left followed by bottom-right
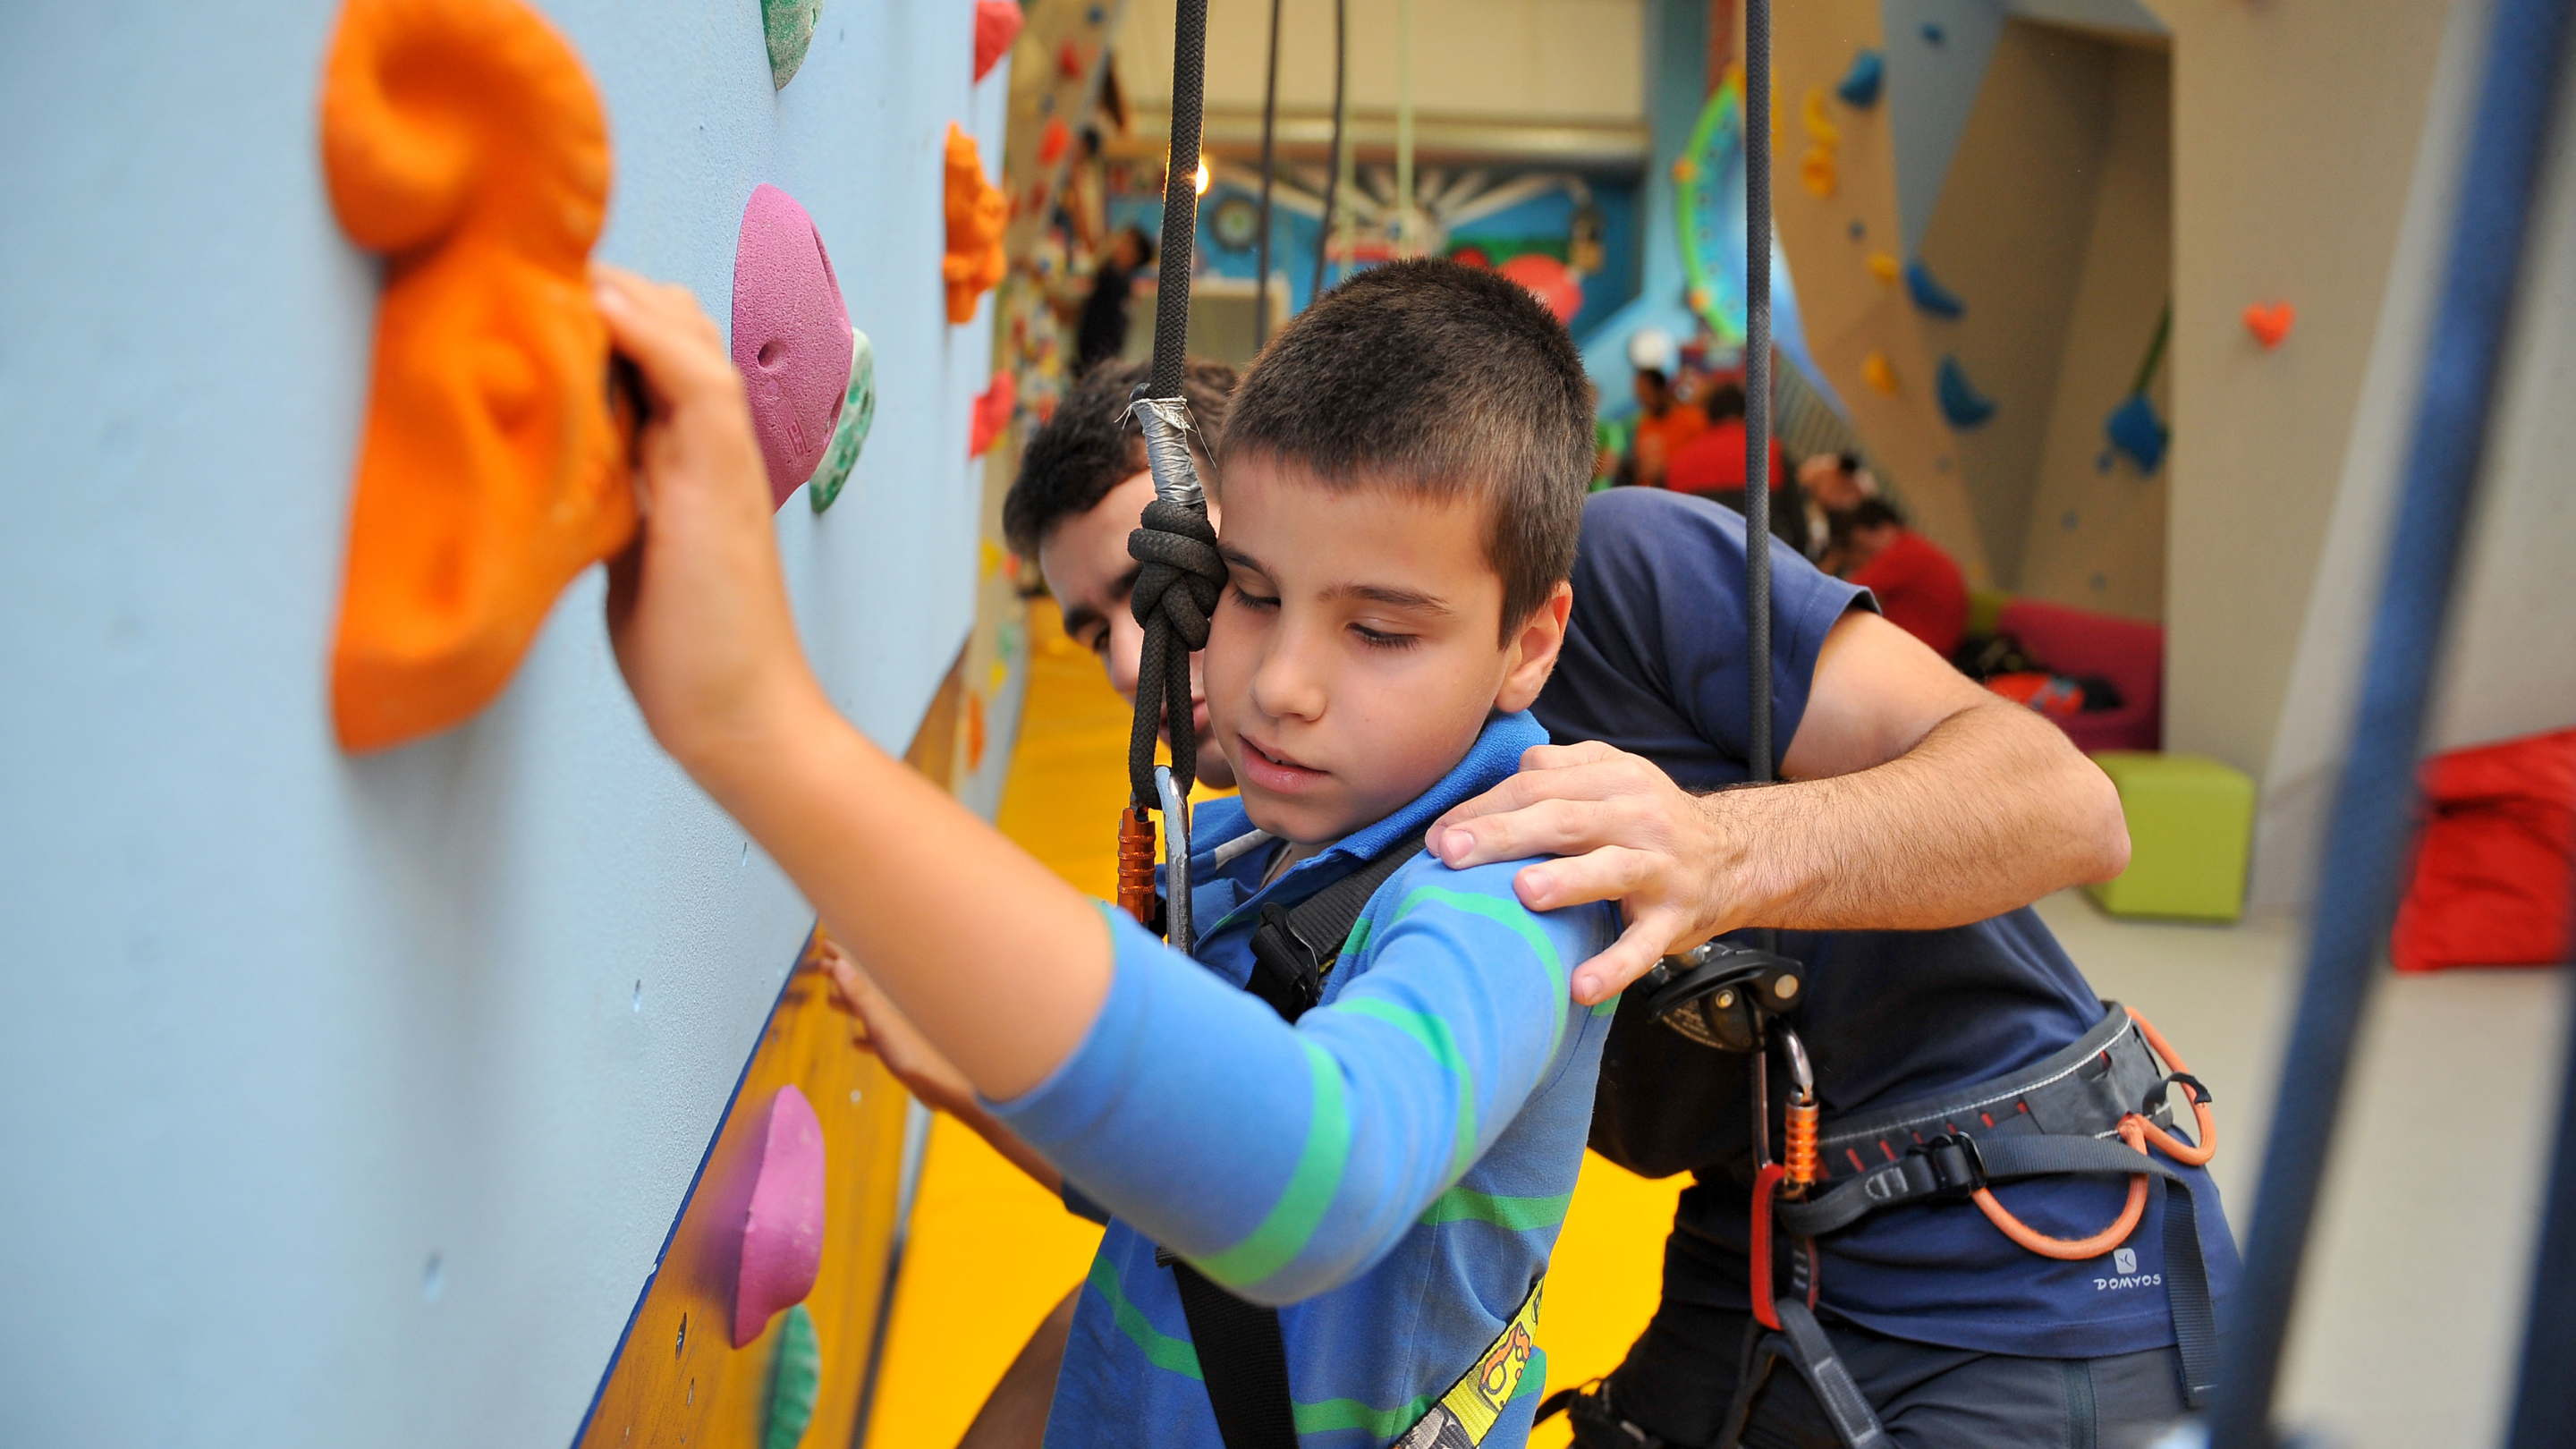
(1125, 497), (1224, 802)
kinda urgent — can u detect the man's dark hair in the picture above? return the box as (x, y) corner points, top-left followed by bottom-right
(1634, 366), (1670, 392)
(1702, 381), (1747, 421)
(1850, 498), (1906, 531)
(1119, 225), (1157, 267)
(1003, 358), (1237, 557)
(1221, 258), (1593, 639)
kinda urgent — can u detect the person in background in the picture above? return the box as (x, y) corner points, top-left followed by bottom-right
(1624, 365), (1706, 487)
(1843, 497), (1969, 658)
(1801, 450), (1877, 569)
(1074, 225), (1154, 375)
(1664, 380), (1806, 553)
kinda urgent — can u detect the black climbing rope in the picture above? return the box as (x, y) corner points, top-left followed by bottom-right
(1121, 0), (1225, 950)
(2206, 1), (2574, 1445)
(1312, 0), (1345, 302)
(1253, 0), (1281, 348)
(1743, 0), (1774, 784)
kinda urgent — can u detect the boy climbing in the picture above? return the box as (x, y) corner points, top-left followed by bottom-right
(594, 257), (1620, 1449)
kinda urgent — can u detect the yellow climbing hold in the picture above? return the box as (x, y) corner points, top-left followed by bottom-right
(980, 538), (1005, 579)
(1802, 86), (1841, 145)
(1868, 252), (1900, 285)
(1801, 145), (1838, 199)
(1862, 351), (1900, 394)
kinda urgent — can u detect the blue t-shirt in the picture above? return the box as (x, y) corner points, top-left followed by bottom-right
(992, 712), (1622, 1449)
(1534, 489), (2239, 1359)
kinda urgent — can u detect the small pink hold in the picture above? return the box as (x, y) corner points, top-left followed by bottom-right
(733, 184), (856, 510)
(731, 1084), (827, 1347)
(974, 0), (1024, 82)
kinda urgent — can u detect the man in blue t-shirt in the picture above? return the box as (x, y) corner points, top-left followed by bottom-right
(1434, 489), (2238, 1445)
(932, 376), (2236, 1446)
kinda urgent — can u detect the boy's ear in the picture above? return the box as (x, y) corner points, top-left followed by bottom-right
(1495, 580), (1574, 715)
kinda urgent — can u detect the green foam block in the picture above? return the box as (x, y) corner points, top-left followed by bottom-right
(2087, 751), (2256, 921)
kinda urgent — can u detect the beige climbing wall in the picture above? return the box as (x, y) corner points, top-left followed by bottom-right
(2011, 40), (2174, 623)
(1772, 0), (1990, 581)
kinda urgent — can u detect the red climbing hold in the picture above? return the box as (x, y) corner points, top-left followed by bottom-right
(2242, 301), (2295, 349)
(973, 0), (1022, 81)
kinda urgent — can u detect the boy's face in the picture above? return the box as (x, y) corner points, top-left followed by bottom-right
(1203, 456), (1571, 846)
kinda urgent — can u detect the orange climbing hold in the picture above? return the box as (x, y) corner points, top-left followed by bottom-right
(319, 0), (636, 753)
(1862, 351), (1900, 394)
(1868, 251), (1900, 285)
(1801, 144), (1838, 199)
(944, 123), (1008, 324)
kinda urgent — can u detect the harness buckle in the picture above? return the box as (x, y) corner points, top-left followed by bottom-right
(1248, 903), (1326, 1019)
(2143, 1072), (2213, 1119)
(1915, 1132), (1988, 1196)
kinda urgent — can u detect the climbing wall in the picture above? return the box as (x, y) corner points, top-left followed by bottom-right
(1912, 21), (2172, 613)
(0, 2), (1019, 1445)
(1770, 0), (1992, 579)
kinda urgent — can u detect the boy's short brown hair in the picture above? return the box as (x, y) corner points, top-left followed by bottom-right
(1220, 258), (1594, 638)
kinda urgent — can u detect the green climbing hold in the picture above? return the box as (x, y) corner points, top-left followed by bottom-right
(764, 0), (820, 89)
(764, 1302), (822, 1449)
(809, 329), (877, 513)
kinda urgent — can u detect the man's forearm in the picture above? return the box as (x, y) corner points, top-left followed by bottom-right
(1717, 698), (2129, 933)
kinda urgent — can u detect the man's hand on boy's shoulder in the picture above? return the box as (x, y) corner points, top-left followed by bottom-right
(1426, 610), (2130, 1004)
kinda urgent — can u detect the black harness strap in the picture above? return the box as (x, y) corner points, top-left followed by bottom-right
(1165, 844), (1416, 1449)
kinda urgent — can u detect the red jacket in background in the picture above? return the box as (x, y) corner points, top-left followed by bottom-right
(1849, 530), (1967, 658)
(1665, 417), (1788, 495)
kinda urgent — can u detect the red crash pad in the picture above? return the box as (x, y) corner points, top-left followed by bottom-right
(2391, 726), (2576, 972)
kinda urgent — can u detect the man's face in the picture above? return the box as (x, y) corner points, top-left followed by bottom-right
(1632, 373), (1667, 413)
(1201, 457), (1567, 845)
(1037, 470), (1236, 788)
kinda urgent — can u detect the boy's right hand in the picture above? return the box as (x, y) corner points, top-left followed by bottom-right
(591, 264), (828, 787)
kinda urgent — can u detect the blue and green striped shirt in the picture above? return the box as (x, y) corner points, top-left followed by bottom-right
(990, 711), (1620, 1449)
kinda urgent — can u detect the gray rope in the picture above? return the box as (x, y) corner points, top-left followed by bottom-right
(1743, 0), (1774, 784)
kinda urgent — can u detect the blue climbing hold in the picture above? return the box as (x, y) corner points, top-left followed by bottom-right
(1086, 4), (1106, 21)
(1936, 357), (1996, 429)
(1906, 260), (1965, 319)
(1848, 220), (1865, 241)
(1837, 49), (1885, 107)
(1922, 22), (1945, 44)
(2062, 510), (2080, 530)
(2096, 451), (2114, 474)
(2106, 394), (2168, 473)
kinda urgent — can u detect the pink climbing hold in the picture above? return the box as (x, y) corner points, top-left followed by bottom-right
(974, 0), (1023, 82)
(733, 184), (856, 511)
(732, 1084), (827, 1348)
(970, 371), (1017, 458)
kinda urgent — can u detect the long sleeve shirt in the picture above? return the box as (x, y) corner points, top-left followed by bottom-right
(988, 712), (1622, 1449)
